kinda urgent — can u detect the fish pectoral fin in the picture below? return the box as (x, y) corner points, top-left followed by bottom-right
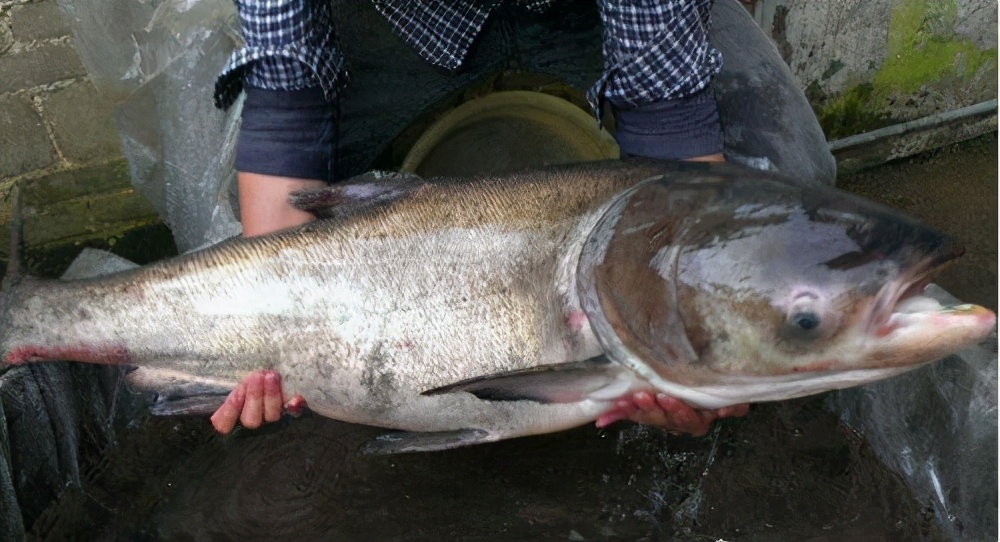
(360, 429), (490, 455)
(421, 357), (625, 403)
(289, 171), (425, 219)
(125, 367), (235, 416)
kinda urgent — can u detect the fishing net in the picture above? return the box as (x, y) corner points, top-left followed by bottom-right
(0, 250), (144, 540)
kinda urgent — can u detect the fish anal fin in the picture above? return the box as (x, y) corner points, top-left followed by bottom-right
(422, 357), (626, 404)
(289, 171), (425, 219)
(125, 367), (235, 416)
(360, 428), (490, 455)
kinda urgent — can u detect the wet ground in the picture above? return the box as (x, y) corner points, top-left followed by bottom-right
(23, 135), (998, 541)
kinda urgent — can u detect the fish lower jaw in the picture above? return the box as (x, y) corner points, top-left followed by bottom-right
(641, 365), (926, 410)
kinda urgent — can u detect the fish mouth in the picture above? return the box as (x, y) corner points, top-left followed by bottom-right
(867, 265), (940, 337)
(866, 251), (994, 340)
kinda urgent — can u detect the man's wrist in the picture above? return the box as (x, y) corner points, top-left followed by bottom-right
(611, 88), (724, 161)
(236, 86), (337, 181)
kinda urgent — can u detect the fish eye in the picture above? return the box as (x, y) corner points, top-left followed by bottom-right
(776, 288), (836, 342)
(790, 312), (821, 332)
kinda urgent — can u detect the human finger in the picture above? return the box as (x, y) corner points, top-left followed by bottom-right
(211, 382), (246, 434)
(263, 370), (284, 423)
(239, 372), (265, 429)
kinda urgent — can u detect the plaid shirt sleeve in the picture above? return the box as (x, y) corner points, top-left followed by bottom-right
(588, 0), (722, 113)
(214, 0), (347, 110)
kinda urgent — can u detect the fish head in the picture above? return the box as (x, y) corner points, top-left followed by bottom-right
(579, 166), (996, 406)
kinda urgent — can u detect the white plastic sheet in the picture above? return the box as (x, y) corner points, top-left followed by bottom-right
(827, 284), (998, 541)
(57, 0), (243, 252)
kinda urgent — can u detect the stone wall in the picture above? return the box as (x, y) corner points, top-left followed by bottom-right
(752, 0), (997, 138)
(0, 0), (158, 257)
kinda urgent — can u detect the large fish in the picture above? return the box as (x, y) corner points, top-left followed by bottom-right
(0, 161), (994, 453)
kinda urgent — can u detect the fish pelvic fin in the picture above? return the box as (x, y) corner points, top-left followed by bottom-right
(360, 428), (490, 455)
(289, 171), (426, 219)
(421, 357), (629, 404)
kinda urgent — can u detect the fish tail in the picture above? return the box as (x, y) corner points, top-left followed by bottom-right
(1, 183), (29, 368)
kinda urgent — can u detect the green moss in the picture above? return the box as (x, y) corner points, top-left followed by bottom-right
(813, 0), (997, 139)
(875, 0), (996, 95)
(22, 158), (134, 202)
(815, 83), (889, 139)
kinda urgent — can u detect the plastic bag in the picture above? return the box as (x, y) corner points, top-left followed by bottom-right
(56, 0), (243, 252)
(827, 284), (998, 541)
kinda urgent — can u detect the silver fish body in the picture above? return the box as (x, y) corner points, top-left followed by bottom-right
(1, 160), (994, 450)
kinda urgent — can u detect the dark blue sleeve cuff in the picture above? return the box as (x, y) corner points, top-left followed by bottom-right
(235, 86), (337, 181)
(611, 88), (724, 160)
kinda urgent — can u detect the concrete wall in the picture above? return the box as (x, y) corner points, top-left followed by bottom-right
(756, 0), (996, 134)
(0, 0), (157, 255)
(752, 0), (997, 155)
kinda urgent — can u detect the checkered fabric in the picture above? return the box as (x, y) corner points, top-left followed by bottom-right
(369, 0), (552, 72)
(215, 0), (347, 109)
(216, 0), (722, 114)
(370, 0), (501, 72)
(590, 0), (721, 112)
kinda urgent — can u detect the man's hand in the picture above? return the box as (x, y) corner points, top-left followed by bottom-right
(210, 370), (307, 434)
(210, 373), (749, 438)
(597, 391), (749, 436)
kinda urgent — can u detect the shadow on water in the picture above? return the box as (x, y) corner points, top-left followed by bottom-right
(30, 399), (944, 541)
(21, 136), (997, 541)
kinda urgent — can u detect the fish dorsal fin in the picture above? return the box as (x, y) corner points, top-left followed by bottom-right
(578, 176), (712, 383)
(421, 357), (630, 403)
(289, 171), (426, 219)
